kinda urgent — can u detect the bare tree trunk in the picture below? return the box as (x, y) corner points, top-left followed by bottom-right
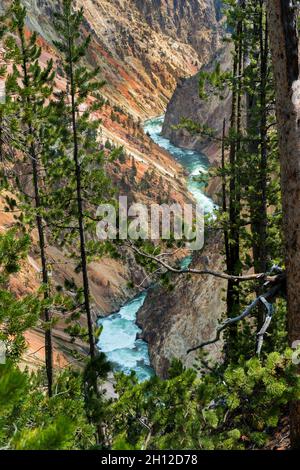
(266, 0), (300, 449)
(19, 27), (53, 397)
(226, 5), (244, 351)
(31, 141), (53, 397)
(67, 37), (95, 360)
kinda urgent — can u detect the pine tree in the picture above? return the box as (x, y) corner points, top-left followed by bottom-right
(0, 361), (98, 450)
(225, 0), (245, 348)
(50, 0), (115, 359)
(47, 0), (115, 444)
(184, 0), (283, 359)
(4, 0), (56, 396)
(0, 228), (98, 449)
(224, 0), (281, 356)
(0, 229), (41, 361)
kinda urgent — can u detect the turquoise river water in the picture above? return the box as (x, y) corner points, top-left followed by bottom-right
(97, 116), (214, 381)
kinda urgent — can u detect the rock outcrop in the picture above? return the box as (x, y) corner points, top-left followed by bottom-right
(137, 234), (226, 378)
(162, 46), (232, 164)
(134, 0), (221, 59)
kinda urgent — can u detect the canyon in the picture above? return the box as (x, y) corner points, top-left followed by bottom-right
(7, 0), (222, 118)
(0, 0), (226, 376)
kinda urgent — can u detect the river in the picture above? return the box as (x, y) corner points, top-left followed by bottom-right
(97, 115), (214, 382)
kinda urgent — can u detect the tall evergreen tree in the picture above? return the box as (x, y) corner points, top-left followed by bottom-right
(225, 0), (245, 349)
(223, 0), (281, 356)
(50, 0), (114, 359)
(4, 0), (56, 396)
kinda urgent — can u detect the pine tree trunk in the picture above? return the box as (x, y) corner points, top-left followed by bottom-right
(266, 0), (300, 449)
(68, 39), (95, 360)
(258, 4), (268, 281)
(31, 142), (53, 397)
(19, 27), (53, 397)
(226, 9), (244, 350)
(222, 118), (230, 266)
(256, 7), (269, 332)
(248, 2), (269, 333)
(227, 42), (239, 324)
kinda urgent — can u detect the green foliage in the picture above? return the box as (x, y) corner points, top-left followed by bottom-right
(107, 351), (299, 450)
(0, 228), (29, 279)
(0, 230), (41, 361)
(176, 118), (217, 142)
(0, 361), (27, 414)
(14, 417), (74, 450)
(0, 0), (296, 453)
(198, 62), (229, 99)
(4, 0), (56, 192)
(0, 363), (96, 449)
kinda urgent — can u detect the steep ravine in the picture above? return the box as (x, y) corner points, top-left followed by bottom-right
(162, 46), (232, 164)
(98, 117), (224, 380)
(0, 0), (225, 374)
(137, 118), (225, 379)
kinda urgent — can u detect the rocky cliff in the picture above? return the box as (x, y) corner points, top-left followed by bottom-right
(0, 0), (225, 371)
(162, 46), (232, 164)
(0, 0), (221, 119)
(134, 0), (220, 58)
(137, 234), (226, 378)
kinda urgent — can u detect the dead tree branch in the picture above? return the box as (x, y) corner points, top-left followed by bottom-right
(128, 242), (278, 283)
(187, 276), (285, 355)
(128, 242), (286, 356)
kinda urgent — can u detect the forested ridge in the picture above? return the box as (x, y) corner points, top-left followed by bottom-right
(1, 0), (300, 452)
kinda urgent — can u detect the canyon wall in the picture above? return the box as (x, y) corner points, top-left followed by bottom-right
(0, 0), (225, 370)
(137, 234), (226, 378)
(0, 0), (222, 119)
(162, 46), (232, 164)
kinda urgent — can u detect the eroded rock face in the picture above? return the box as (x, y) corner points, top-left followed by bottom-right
(162, 46), (232, 164)
(0, 0), (221, 119)
(137, 234), (226, 378)
(134, 0), (221, 58)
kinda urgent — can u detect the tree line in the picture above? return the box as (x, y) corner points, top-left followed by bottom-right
(125, 0), (300, 449)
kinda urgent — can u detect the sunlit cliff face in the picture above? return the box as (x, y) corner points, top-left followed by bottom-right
(0, 0), (220, 118)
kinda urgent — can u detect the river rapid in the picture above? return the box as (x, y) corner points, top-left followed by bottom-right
(97, 116), (214, 381)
